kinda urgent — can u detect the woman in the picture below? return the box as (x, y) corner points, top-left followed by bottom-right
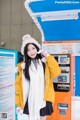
(15, 34), (61, 120)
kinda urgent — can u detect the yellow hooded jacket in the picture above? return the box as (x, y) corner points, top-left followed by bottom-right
(15, 55), (61, 109)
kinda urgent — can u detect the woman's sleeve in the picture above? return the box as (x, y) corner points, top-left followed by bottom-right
(15, 63), (22, 107)
(46, 55), (61, 79)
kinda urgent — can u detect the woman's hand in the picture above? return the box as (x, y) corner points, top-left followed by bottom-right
(16, 107), (23, 115)
(37, 50), (49, 57)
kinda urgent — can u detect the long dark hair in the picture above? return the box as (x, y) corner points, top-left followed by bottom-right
(24, 43), (45, 80)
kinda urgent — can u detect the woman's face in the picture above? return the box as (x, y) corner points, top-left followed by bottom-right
(27, 44), (37, 58)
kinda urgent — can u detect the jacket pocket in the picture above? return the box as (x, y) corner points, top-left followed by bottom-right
(44, 87), (55, 103)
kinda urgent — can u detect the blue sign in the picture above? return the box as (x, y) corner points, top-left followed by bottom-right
(75, 56), (80, 96)
(25, 0), (80, 41)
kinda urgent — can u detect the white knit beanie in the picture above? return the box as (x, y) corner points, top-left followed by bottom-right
(21, 34), (41, 55)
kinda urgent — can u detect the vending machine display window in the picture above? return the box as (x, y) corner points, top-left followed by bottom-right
(60, 57), (67, 63)
(58, 76), (67, 82)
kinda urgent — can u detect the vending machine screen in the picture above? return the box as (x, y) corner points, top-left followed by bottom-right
(60, 57), (67, 63)
(58, 76), (67, 82)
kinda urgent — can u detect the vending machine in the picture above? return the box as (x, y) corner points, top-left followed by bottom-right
(0, 49), (18, 120)
(23, 0), (80, 119)
(46, 54), (75, 120)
